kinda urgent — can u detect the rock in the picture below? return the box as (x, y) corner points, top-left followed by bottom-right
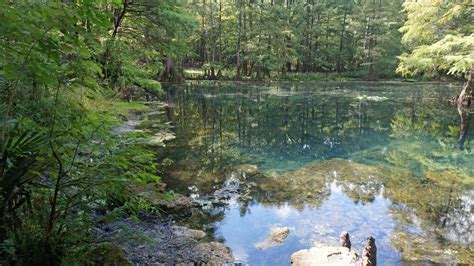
(235, 164), (258, 176)
(147, 131), (176, 145)
(153, 182), (167, 192)
(128, 182), (197, 218)
(194, 242), (234, 264)
(240, 192), (253, 201)
(291, 246), (360, 266)
(156, 193), (196, 217)
(118, 114), (129, 121)
(172, 226), (206, 240)
(362, 236), (377, 266)
(356, 95), (388, 102)
(94, 218), (234, 265)
(340, 231), (351, 250)
(255, 227), (290, 249)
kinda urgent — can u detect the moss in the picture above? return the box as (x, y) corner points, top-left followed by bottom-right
(87, 243), (131, 266)
(256, 159), (390, 208)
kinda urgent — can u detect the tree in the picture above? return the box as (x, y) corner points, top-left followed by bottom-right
(0, 0), (189, 263)
(103, 0), (196, 86)
(398, 0), (474, 106)
(184, 0), (405, 80)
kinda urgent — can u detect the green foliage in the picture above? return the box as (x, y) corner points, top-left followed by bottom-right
(284, 72), (362, 81)
(84, 242), (131, 266)
(1, 0), (471, 264)
(0, 1), (173, 264)
(103, 0), (196, 84)
(187, 0), (405, 80)
(398, 1), (474, 77)
(103, 40), (163, 97)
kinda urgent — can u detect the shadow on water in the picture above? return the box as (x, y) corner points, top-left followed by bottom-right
(153, 81), (473, 264)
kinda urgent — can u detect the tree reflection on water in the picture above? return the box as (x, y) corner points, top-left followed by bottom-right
(157, 82), (473, 264)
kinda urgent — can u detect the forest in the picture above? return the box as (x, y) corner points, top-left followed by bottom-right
(0, 0), (473, 265)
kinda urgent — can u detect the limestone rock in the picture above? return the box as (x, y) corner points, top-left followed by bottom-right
(128, 183), (196, 216)
(194, 242), (235, 264)
(94, 218), (234, 265)
(291, 246), (360, 266)
(255, 227), (290, 249)
(156, 193), (196, 216)
(172, 226), (206, 240)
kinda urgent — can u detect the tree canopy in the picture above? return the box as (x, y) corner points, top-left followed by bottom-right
(397, 0), (474, 77)
(185, 0), (405, 80)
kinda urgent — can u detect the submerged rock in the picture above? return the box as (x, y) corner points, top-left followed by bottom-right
(235, 164), (259, 176)
(291, 246), (360, 265)
(255, 227), (290, 249)
(257, 159), (388, 209)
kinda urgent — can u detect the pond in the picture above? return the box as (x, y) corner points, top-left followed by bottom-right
(156, 81), (473, 264)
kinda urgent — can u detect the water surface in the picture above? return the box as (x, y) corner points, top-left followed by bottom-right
(157, 81), (473, 264)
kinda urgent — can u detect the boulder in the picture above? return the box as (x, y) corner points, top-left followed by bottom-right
(128, 183), (195, 211)
(291, 246), (360, 266)
(154, 193), (196, 216)
(194, 242), (235, 264)
(255, 227), (290, 249)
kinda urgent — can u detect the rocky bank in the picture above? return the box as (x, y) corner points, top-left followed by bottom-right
(94, 216), (234, 265)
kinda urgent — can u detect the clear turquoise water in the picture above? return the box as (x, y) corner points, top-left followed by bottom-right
(159, 81), (473, 264)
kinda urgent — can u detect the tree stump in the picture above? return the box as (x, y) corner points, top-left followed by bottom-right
(340, 231), (351, 250)
(362, 236), (377, 266)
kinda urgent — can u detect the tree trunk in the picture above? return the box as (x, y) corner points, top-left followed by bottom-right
(210, 0), (216, 70)
(336, 11), (347, 73)
(364, 13), (376, 81)
(367, 63), (375, 81)
(160, 55), (183, 82)
(112, 0), (130, 38)
(236, 0), (243, 79)
(457, 106), (471, 150)
(200, 0), (207, 64)
(218, 0), (222, 63)
(454, 65), (473, 150)
(456, 65), (474, 108)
